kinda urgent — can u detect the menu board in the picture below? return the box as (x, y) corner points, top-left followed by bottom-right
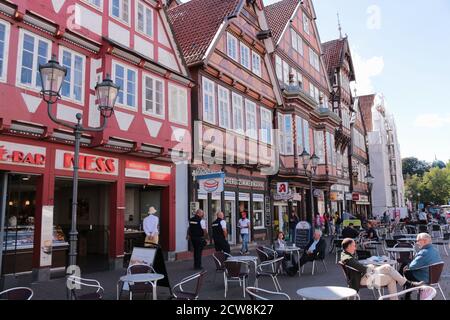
(295, 221), (311, 249)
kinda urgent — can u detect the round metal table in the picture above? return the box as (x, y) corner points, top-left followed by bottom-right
(117, 273), (164, 300)
(296, 286), (359, 300)
(359, 257), (397, 266)
(276, 246), (302, 276)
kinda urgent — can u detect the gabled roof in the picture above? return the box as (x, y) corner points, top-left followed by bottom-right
(168, 0), (242, 65)
(322, 37), (356, 81)
(264, 0), (300, 44)
(358, 94), (376, 132)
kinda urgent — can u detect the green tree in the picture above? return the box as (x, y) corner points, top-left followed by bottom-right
(432, 160), (446, 169)
(402, 157), (430, 177)
(420, 167), (450, 205)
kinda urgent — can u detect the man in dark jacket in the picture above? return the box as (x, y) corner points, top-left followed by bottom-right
(212, 211), (230, 254)
(340, 238), (423, 300)
(295, 230), (326, 269)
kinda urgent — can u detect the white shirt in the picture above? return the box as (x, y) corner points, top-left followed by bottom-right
(308, 239), (320, 252)
(143, 215), (159, 236)
(419, 212), (427, 221)
(200, 219), (207, 230)
(220, 220), (227, 230)
(238, 218), (250, 234)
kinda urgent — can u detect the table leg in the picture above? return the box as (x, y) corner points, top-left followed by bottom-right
(153, 281), (157, 300)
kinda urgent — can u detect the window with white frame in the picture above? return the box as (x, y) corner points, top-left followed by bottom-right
(111, 0), (129, 23)
(86, 0), (102, 8)
(309, 83), (319, 102)
(326, 132), (333, 165)
(18, 30), (51, 89)
(232, 93), (244, 133)
(275, 55), (283, 82)
(295, 116), (303, 154)
(252, 195), (264, 228)
(292, 68), (303, 88)
(303, 118), (310, 153)
(282, 60), (290, 86)
(168, 83), (187, 125)
(314, 130), (325, 164)
(0, 21), (10, 82)
(240, 43), (250, 69)
(309, 48), (320, 71)
(218, 86), (230, 129)
(202, 77), (215, 124)
(291, 28), (303, 55)
(278, 114), (293, 155)
(260, 107), (272, 144)
(113, 62), (137, 108)
(60, 48), (85, 103)
(143, 74), (164, 118)
(227, 32), (238, 61)
(303, 12), (310, 34)
(331, 134), (336, 165)
(245, 99), (257, 139)
(136, 1), (153, 37)
(252, 51), (261, 76)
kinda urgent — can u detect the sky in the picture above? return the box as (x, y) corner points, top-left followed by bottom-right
(181, 0), (450, 163)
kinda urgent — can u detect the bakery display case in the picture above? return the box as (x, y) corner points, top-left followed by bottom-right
(2, 226), (69, 274)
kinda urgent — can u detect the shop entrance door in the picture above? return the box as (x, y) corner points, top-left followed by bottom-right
(274, 204), (288, 234)
(54, 179), (110, 273)
(237, 195), (250, 243)
(224, 198), (236, 245)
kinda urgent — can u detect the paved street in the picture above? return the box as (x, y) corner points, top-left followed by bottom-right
(5, 238), (449, 300)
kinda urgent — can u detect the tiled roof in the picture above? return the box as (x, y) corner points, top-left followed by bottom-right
(322, 38), (345, 75)
(264, 0), (300, 44)
(168, 0), (241, 65)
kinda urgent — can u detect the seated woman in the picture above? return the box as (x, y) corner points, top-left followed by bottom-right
(274, 232), (292, 273)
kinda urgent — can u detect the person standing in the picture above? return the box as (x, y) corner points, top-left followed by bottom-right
(288, 210), (299, 242)
(187, 209), (209, 270)
(334, 212), (342, 236)
(323, 213), (330, 236)
(238, 211), (250, 255)
(143, 206), (159, 246)
(212, 211), (230, 254)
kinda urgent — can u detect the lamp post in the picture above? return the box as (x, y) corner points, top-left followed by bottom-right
(365, 171), (374, 219)
(300, 149), (319, 225)
(39, 57), (119, 270)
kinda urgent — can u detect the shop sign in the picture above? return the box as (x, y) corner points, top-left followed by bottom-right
(239, 192), (250, 201)
(224, 177), (265, 189)
(276, 182), (289, 196)
(150, 164), (171, 181)
(224, 191), (235, 200)
(313, 189), (324, 198)
(352, 193), (360, 201)
(360, 195), (369, 202)
(345, 193), (353, 201)
(253, 194), (264, 202)
(125, 161), (150, 179)
(197, 173), (225, 193)
(292, 193), (302, 201)
(40, 206), (54, 267)
(192, 167), (222, 179)
(55, 150), (118, 175)
(0, 141), (46, 167)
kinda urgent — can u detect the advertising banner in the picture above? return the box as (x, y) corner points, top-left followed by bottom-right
(197, 173), (225, 193)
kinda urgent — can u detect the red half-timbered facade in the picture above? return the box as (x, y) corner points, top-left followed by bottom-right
(0, 0), (192, 279)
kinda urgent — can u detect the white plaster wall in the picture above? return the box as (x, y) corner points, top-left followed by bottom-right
(175, 163), (188, 253)
(109, 21), (130, 47)
(75, 4), (102, 35)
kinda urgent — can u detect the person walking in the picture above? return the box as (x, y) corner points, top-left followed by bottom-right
(212, 211), (230, 254)
(143, 206), (159, 246)
(288, 210), (299, 242)
(238, 211), (250, 255)
(187, 209), (209, 270)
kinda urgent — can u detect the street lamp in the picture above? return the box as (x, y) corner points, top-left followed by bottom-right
(365, 171), (374, 218)
(301, 149), (319, 225)
(39, 57), (119, 271)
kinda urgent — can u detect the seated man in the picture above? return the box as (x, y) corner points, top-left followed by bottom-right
(365, 221), (379, 241)
(342, 223), (360, 239)
(403, 233), (442, 283)
(296, 230), (326, 269)
(340, 238), (423, 300)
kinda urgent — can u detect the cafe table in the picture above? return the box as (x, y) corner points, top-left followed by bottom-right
(117, 273), (165, 300)
(296, 286), (359, 300)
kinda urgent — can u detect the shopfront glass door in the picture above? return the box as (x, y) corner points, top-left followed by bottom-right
(224, 200), (236, 244)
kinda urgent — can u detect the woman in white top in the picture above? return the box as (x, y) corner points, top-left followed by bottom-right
(238, 211), (250, 254)
(143, 207), (159, 245)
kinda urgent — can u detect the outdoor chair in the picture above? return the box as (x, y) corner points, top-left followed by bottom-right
(255, 257), (284, 292)
(125, 263), (155, 300)
(405, 225), (417, 235)
(212, 251), (227, 282)
(378, 285), (437, 300)
(393, 242), (414, 270)
(338, 261), (383, 299)
(412, 262), (446, 300)
(417, 224), (429, 233)
(301, 246), (328, 275)
(223, 260), (250, 298)
(246, 287), (291, 300)
(0, 287), (33, 300)
(172, 270), (207, 300)
(67, 275), (104, 300)
(430, 224), (443, 239)
(433, 233), (449, 256)
(256, 246), (271, 262)
(333, 239), (343, 263)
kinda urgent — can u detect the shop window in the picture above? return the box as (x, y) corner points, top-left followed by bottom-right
(252, 198), (264, 229)
(143, 74), (164, 118)
(60, 47), (85, 103)
(0, 20), (10, 82)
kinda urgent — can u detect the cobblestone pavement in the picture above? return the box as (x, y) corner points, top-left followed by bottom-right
(4, 238), (450, 300)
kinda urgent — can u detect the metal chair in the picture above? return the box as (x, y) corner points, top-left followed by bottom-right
(255, 257), (284, 292)
(433, 233), (449, 256)
(223, 260), (250, 298)
(172, 270), (207, 300)
(413, 262), (446, 300)
(301, 247), (328, 275)
(378, 285), (437, 300)
(0, 287), (33, 300)
(430, 224), (443, 239)
(212, 252), (227, 282)
(67, 275), (104, 300)
(393, 242), (414, 270)
(125, 263), (155, 300)
(338, 261), (382, 299)
(246, 287), (291, 300)
(256, 246), (270, 262)
(405, 225), (417, 235)
(333, 239), (343, 263)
